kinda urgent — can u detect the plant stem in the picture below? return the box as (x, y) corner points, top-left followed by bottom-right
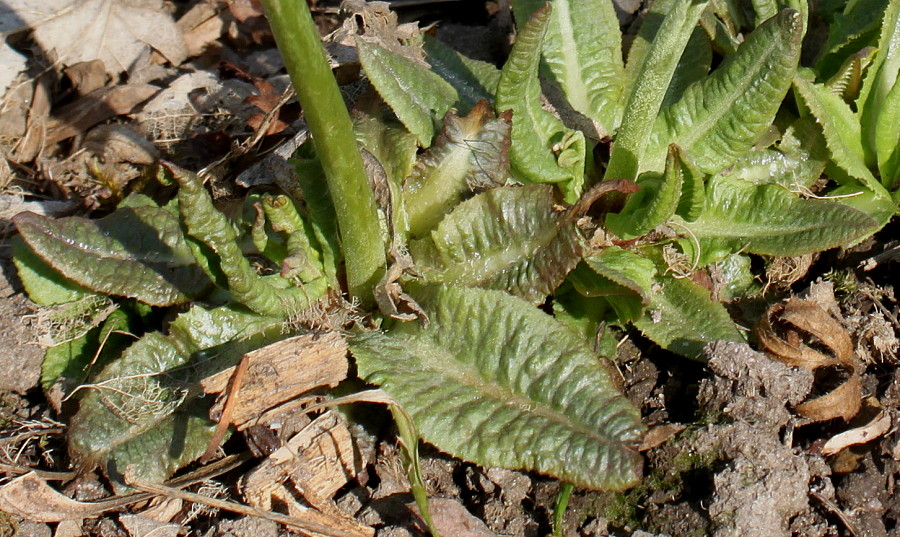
(260, 0), (385, 306)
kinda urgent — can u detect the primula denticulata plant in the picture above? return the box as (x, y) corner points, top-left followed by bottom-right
(10, 0), (898, 531)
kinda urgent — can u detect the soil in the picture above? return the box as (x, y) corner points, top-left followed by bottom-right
(0, 1), (898, 537)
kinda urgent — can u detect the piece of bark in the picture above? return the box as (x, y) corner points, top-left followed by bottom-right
(201, 332), (348, 429)
(241, 411), (371, 537)
(43, 84), (159, 147)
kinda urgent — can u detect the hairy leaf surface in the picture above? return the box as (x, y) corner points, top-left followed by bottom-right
(633, 266), (743, 359)
(647, 9), (803, 174)
(495, 6), (582, 191)
(511, 0), (624, 137)
(68, 305), (284, 485)
(678, 174), (878, 264)
(352, 285), (645, 491)
(606, 145), (685, 239)
(410, 185), (582, 302)
(13, 201), (210, 307)
(404, 101), (512, 237)
(356, 38), (459, 147)
(424, 36), (500, 112)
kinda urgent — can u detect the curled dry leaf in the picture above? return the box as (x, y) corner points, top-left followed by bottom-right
(756, 298), (861, 422)
(821, 410), (892, 456)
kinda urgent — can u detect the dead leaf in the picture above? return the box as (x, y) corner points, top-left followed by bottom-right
(201, 332), (348, 429)
(639, 423), (687, 451)
(13, 73), (53, 162)
(84, 124), (159, 165)
(0, 42), (27, 100)
(119, 514), (182, 537)
(6, 0), (188, 75)
(0, 472), (105, 522)
(756, 298), (862, 422)
(821, 410), (892, 456)
(44, 84), (160, 147)
(177, 1), (227, 58)
(417, 498), (498, 537)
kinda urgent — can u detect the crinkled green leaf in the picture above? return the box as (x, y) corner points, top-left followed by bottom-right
(725, 116), (828, 189)
(674, 146), (707, 221)
(511, 0), (624, 137)
(793, 68), (885, 194)
(404, 101), (512, 237)
(606, 145), (685, 239)
(647, 9), (803, 174)
(583, 247), (657, 306)
(751, 0), (778, 25)
(68, 304), (284, 486)
(293, 148), (341, 289)
(356, 38), (459, 148)
(662, 26), (712, 109)
(11, 235), (88, 306)
(678, 174), (879, 264)
(815, 0), (889, 80)
(633, 260), (742, 359)
(827, 184), (897, 235)
(351, 285), (645, 491)
(424, 36), (501, 113)
(496, 5), (582, 193)
(825, 47), (876, 101)
(41, 308), (131, 395)
(712, 252), (761, 301)
(13, 201), (211, 307)
(353, 111), (419, 187)
(410, 185), (583, 303)
(606, 0), (710, 181)
(166, 163), (327, 317)
(875, 81), (900, 189)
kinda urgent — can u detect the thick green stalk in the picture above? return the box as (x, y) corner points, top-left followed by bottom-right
(261, 0), (385, 305)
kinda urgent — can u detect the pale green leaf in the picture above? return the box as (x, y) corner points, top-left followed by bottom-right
(13, 205), (211, 307)
(793, 68), (884, 193)
(423, 36), (501, 112)
(356, 38), (459, 148)
(11, 235), (88, 306)
(678, 174), (879, 264)
(606, 145), (685, 239)
(674, 146), (707, 221)
(853, 0), (898, 159)
(647, 9), (803, 174)
(496, 5), (579, 189)
(725, 116), (828, 190)
(583, 247), (657, 305)
(875, 80), (900, 189)
(511, 0), (624, 137)
(293, 148), (341, 289)
(752, 0), (778, 25)
(352, 285), (645, 491)
(606, 0), (711, 181)
(68, 304), (285, 485)
(410, 185), (583, 303)
(633, 263), (742, 359)
(404, 101), (512, 237)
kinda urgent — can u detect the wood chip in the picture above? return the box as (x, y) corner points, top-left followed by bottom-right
(201, 332), (348, 429)
(821, 411), (892, 456)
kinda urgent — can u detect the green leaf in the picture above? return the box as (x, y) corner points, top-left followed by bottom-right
(68, 304), (285, 486)
(647, 9), (803, 174)
(858, 0), (899, 166)
(166, 163), (328, 317)
(875, 80), (900, 189)
(410, 185), (583, 303)
(293, 148), (342, 289)
(606, 145), (685, 239)
(356, 38), (459, 148)
(583, 247), (657, 306)
(13, 203), (212, 307)
(424, 36), (501, 113)
(404, 101), (512, 237)
(11, 235), (88, 306)
(351, 285), (645, 491)
(724, 116), (828, 190)
(511, 0), (624, 137)
(712, 252), (761, 301)
(353, 110), (419, 187)
(552, 285), (610, 342)
(606, 0), (711, 181)
(633, 262), (742, 359)
(678, 174), (879, 264)
(815, 0), (889, 80)
(674, 146), (707, 221)
(496, 5), (583, 193)
(793, 68), (884, 194)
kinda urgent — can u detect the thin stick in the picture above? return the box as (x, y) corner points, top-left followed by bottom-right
(125, 474), (364, 537)
(200, 353), (251, 463)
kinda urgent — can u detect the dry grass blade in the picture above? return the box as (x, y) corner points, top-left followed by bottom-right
(756, 298), (861, 422)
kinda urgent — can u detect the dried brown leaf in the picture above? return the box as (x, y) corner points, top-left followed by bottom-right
(756, 298), (862, 422)
(0, 472), (106, 522)
(44, 84), (159, 147)
(821, 410), (891, 456)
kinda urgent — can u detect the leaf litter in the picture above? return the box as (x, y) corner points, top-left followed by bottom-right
(0, 1), (898, 537)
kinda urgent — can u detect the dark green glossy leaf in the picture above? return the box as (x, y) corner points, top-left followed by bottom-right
(352, 285), (645, 491)
(13, 200), (211, 307)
